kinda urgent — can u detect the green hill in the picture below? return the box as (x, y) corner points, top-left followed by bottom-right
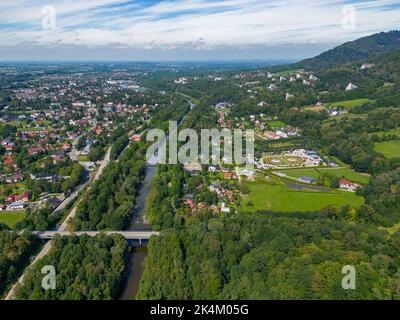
(296, 30), (400, 70)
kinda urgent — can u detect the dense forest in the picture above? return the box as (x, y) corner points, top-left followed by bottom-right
(14, 234), (129, 300)
(294, 31), (400, 70)
(0, 229), (39, 297)
(138, 214), (400, 300)
(70, 142), (147, 231)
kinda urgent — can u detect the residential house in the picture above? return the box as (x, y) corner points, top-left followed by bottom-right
(339, 178), (360, 192)
(264, 131), (281, 140)
(15, 191), (31, 202)
(9, 201), (26, 211)
(346, 83), (358, 91)
(130, 134), (142, 143)
(223, 172), (237, 180)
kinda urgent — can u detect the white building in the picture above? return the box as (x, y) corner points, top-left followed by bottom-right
(346, 83), (358, 91)
(268, 84), (278, 91)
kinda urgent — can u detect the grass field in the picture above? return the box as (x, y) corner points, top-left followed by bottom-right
(372, 129), (400, 137)
(278, 167), (370, 185)
(328, 98), (372, 109)
(77, 154), (90, 162)
(317, 168), (370, 185)
(267, 120), (287, 128)
(380, 223), (400, 236)
(375, 140), (400, 159)
(304, 105), (326, 112)
(240, 179), (364, 213)
(275, 69), (299, 77)
(278, 168), (321, 179)
(0, 182), (28, 195)
(0, 211), (26, 228)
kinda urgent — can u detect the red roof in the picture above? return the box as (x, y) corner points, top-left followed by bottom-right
(186, 199), (195, 209)
(15, 191), (31, 202)
(339, 178), (351, 185)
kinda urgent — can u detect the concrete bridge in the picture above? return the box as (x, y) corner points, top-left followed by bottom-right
(32, 231), (160, 241)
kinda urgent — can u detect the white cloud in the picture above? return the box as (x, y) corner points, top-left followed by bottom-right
(0, 0), (399, 49)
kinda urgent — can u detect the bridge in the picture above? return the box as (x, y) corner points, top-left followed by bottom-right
(31, 231), (160, 241)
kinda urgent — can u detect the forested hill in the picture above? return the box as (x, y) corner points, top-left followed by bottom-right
(294, 30), (400, 71)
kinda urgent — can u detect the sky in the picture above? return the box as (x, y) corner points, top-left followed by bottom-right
(0, 0), (399, 61)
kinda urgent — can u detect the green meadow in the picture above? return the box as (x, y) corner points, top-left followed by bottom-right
(0, 211), (26, 228)
(277, 168), (321, 179)
(375, 140), (400, 158)
(267, 120), (287, 128)
(317, 168), (370, 185)
(278, 167), (370, 185)
(240, 179), (364, 213)
(328, 98), (372, 109)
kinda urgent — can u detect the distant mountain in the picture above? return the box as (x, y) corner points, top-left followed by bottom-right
(295, 30), (400, 71)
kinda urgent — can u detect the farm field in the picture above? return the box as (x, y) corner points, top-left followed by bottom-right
(0, 211), (26, 228)
(328, 98), (372, 109)
(240, 179), (364, 213)
(375, 140), (400, 158)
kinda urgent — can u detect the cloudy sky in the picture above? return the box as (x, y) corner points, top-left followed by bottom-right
(0, 0), (399, 61)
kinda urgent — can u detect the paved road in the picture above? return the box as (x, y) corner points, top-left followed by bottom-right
(58, 146), (112, 232)
(32, 231), (160, 240)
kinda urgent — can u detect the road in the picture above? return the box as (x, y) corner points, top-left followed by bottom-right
(5, 146), (112, 300)
(58, 146), (111, 232)
(32, 231), (160, 240)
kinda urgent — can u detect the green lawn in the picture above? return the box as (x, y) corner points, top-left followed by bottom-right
(267, 120), (287, 128)
(317, 167), (370, 185)
(375, 140), (400, 159)
(278, 168), (321, 179)
(328, 98), (372, 109)
(0, 182), (28, 195)
(77, 154), (90, 162)
(278, 167), (370, 185)
(275, 69), (299, 76)
(240, 181), (364, 213)
(0, 211), (26, 228)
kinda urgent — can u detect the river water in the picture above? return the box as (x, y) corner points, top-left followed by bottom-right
(120, 166), (156, 300)
(120, 100), (195, 300)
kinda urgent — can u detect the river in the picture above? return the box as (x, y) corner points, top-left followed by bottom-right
(120, 166), (156, 300)
(120, 99), (195, 300)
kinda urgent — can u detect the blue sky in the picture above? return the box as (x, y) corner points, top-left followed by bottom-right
(0, 0), (399, 61)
